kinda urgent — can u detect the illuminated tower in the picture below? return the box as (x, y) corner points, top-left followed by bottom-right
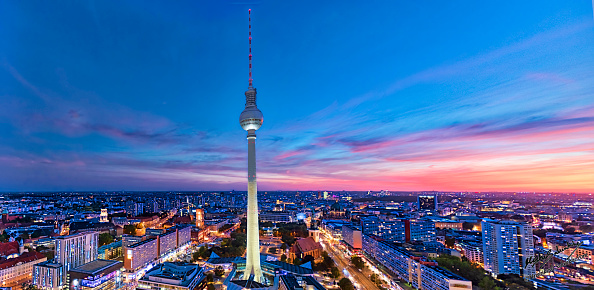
(239, 9), (264, 282)
(196, 208), (204, 229)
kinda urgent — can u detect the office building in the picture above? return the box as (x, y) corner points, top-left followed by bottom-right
(124, 238), (158, 272)
(67, 259), (123, 290)
(362, 235), (471, 290)
(33, 261), (64, 290)
(137, 262), (204, 290)
(34, 231), (99, 290)
(418, 195), (438, 211)
(406, 219), (436, 242)
(259, 212), (294, 223)
(482, 219), (535, 278)
(342, 224), (362, 250)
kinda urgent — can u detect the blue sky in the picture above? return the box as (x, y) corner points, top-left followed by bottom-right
(1, 1), (593, 192)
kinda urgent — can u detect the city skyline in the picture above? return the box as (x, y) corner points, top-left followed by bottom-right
(2, 1), (594, 192)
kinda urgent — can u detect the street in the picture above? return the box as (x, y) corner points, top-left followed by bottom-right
(320, 238), (379, 290)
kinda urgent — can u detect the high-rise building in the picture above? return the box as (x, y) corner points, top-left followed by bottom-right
(360, 216), (406, 242)
(239, 9), (264, 283)
(34, 231), (99, 289)
(125, 200), (144, 217)
(406, 219), (436, 243)
(482, 219), (535, 278)
(418, 195), (438, 211)
(342, 225), (362, 250)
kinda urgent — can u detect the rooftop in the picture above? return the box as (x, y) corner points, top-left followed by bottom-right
(70, 259), (122, 274)
(140, 262), (202, 287)
(426, 265), (468, 281)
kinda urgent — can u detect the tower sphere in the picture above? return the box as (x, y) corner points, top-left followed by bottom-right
(239, 106), (263, 131)
(240, 87), (263, 131)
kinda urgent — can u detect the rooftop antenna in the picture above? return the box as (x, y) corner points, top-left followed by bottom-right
(249, 9), (253, 88)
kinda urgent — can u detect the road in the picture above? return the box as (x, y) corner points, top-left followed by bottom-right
(321, 238), (379, 290)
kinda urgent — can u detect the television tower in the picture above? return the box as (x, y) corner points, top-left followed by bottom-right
(239, 8), (264, 282)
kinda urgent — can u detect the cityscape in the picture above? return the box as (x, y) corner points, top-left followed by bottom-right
(1, 2), (594, 290)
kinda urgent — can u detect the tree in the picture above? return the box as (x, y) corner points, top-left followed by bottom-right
(192, 252), (201, 262)
(98, 233), (114, 246)
(268, 247), (278, 254)
(207, 285), (215, 290)
(215, 267), (225, 277)
(338, 278), (355, 290)
(302, 254), (315, 264)
(281, 254), (287, 262)
(564, 227), (576, 234)
(19, 232), (30, 240)
(280, 243), (288, 251)
(31, 230), (43, 239)
(579, 224), (594, 233)
(293, 257), (302, 266)
(330, 266), (341, 279)
(370, 273), (378, 282)
(462, 222), (475, 231)
(206, 273), (214, 282)
(351, 256), (364, 270)
(479, 276), (498, 290)
(0, 230), (9, 242)
(21, 283), (39, 290)
(43, 251), (55, 260)
(445, 236), (456, 248)
(123, 225), (136, 235)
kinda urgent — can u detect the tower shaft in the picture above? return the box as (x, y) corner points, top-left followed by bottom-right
(244, 129), (263, 281)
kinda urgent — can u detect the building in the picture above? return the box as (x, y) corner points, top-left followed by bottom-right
(482, 219), (535, 278)
(98, 241), (122, 260)
(137, 262), (204, 290)
(418, 195), (437, 211)
(100, 209), (108, 223)
(124, 225), (192, 274)
(288, 237), (323, 261)
(406, 219), (436, 243)
(34, 231), (99, 290)
(124, 238), (158, 272)
(279, 274), (326, 290)
(33, 261), (63, 290)
(456, 241), (483, 264)
(360, 216), (406, 242)
(239, 9), (265, 283)
(259, 212), (294, 223)
(126, 201), (143, 217)
(0, 241), (23, 259)
(67, 259), (123, 290)
(0, 251), (47, 289)
(55, 232), (99, 270)
(362, 235), (471, 290)
(341, 225), (362, 251)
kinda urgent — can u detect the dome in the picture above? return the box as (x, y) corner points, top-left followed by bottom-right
(239, 106), (263, 131)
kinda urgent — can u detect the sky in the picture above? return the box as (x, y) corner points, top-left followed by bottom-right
(1, 1), (594, 192)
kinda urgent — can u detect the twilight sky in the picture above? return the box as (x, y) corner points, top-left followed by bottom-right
(1, 1), (594, 192)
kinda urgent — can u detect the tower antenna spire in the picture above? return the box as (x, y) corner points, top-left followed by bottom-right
(248, 9), (253, 88)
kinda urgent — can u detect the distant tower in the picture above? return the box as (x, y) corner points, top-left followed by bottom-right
(196, 208), (204, 229)
(239, 9), (264, 283)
